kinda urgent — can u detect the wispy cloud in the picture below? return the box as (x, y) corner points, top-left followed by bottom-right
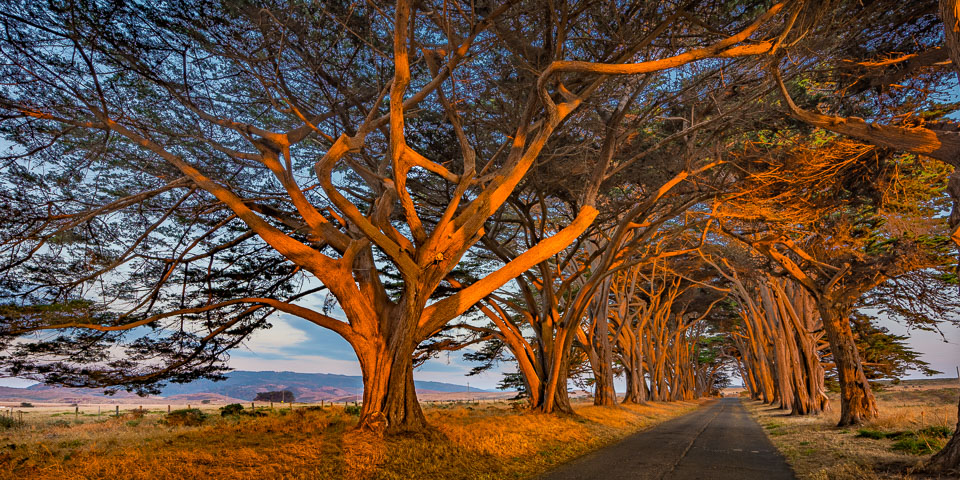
(228, 353), (363, 376)
(239, 315), (311, 355)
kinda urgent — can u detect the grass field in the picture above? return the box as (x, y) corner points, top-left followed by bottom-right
(0, 399), (702, 480)
(746, 380), (960, 480)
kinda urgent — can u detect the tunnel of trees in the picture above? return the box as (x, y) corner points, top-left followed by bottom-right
(1, 0), (959, 472)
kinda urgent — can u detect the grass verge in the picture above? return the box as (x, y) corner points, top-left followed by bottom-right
(745, 386), (958, 480)
(0, 399), (702, 479)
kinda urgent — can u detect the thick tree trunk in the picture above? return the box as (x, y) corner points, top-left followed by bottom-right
(592, 310), (617, 406)
(355, 302), (428, 434)
(622, 364), (642, 404)
(781, 280), (829, 415)
(622, 341), (647, 404)
(927, 391), (960, 473)
(819, 304), (877, 426)
(534, 365), (575, 413)
(533, 327), (575, 414)
(357, 346), (427, 433)
(760, 284), (793, 411)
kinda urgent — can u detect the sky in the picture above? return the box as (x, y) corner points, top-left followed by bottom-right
(227, 313), (505, 390)
(3, 307), (957, 391)
(227, 312), (960, 390)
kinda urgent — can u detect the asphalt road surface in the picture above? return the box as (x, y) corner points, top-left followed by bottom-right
(539, 398), (796, 480)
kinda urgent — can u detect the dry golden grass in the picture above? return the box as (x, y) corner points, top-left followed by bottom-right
(745, 385), (959, 480)
(0, 400), (701, 480)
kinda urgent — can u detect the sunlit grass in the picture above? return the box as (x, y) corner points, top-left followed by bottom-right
(0, 400), (701, 479)
(745, 384), (959, 479)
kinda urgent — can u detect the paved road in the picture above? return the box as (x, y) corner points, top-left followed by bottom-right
(539, 398), (796, 480)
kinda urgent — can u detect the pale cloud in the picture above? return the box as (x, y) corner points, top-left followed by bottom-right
(240, 315), (310, 355)
(228, 353), (363, 376)
(0, 377), (38, 388)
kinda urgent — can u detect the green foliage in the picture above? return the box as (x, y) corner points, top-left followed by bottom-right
(343, 404), (361, 415)
(220, 404), (244, 416)
(165, 408), (206, 427)
(19, 402), (33, 408)
(219, 403), (268, 418)
(855, 428), (910, 439)
(253, 390), (295, 403)
(891, 435), (945, 455)
(856, 426), (952, 455)
(850, 312), (940, 380)
(496, 372), (529, 400)
(919, 426), (953, 438)
(0, 415), (14, 429)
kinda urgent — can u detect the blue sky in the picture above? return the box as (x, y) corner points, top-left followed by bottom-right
(226, 313), (506, 390)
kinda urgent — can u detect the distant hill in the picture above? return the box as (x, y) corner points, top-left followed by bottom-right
(154, 371), (489, 401)
(1, 371), (489, 403)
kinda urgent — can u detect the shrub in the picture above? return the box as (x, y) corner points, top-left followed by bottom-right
(918, 425), (952, 438)
(892, 435), (944, 455)
(856, 429), (886, 440)
(344, 404), (361, 416)
(254, 390), (296, 402)
(0, 415), (15, 429)
(165, 408), (206, 426)
(220, 403), (244, 417)
(855, 429), (912, 440)
(201, 399), (211, 405)
(19, 402), (33, 408)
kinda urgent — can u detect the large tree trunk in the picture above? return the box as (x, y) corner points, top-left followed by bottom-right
(357, 341), (427, 434)
(621, 337), (647, 404)
(354, 300), (429, 434)
(780, 280), (829, 415)
(819, 304), (877, 426)
(591, 292), (617, 406)
(927, 391), (960, 473)
(759, 284), (793, 411)
(533, 326), (576, 414)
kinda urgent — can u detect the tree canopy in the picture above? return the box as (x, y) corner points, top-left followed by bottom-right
(1, 2), (959, 460)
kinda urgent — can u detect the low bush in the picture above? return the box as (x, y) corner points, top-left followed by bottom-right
(891, 435), (945, 455)
(220, 404), (244, 416)
(855, 429), (913, 440)
(0, 416), (14, 429)
(858, 426), (952, 455)
(855, 429), (886, 440)
(165, 408), (206, 427)
(18, 402), (32, 408)
(918, 425), (952, 438)
(344, 404), (361, 416)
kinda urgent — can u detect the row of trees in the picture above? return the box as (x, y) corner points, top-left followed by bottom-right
(1, 0), (959, 469)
